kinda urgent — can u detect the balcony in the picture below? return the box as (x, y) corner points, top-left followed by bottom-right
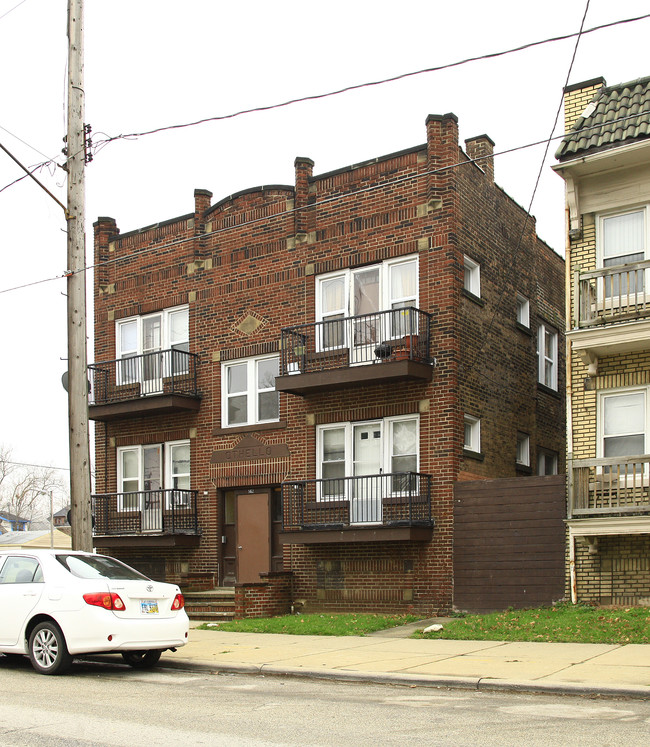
(88, 350), (201, 421)
(92, 489), (200, 549)
(279, 472), (434, 544)
(569, 261), (650, 370)
(275, 307), (434, 395)
(569, 455), (650, 518)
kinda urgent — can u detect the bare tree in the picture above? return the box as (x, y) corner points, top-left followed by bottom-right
(0, 446), (68, 526)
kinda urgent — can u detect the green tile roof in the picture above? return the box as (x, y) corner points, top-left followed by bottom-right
(555, 76), (650, 160)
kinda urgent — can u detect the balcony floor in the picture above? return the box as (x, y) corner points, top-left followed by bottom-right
(279, 524), (433, 544)
(89, 393), (201, 421)
(93, 533), (201, 549)
(276, 359), (433, 395)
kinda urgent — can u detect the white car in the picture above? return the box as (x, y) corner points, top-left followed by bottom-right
(0, 549), (189, 675)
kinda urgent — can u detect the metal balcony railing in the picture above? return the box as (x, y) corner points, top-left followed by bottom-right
(88, 349), (199, 405)
(92, 489), (199, 535)
(282, 472), (432, 530)
(573, 260), (650, 328)
(280, 307), (433, 374)
(568, 456), (650, 518)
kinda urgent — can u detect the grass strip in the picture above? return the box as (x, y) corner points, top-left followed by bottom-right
(414, 604), (650, 644)
(197, 612), (421, 636)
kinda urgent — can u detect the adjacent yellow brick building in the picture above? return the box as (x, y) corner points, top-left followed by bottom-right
(554, 75), (650, 605)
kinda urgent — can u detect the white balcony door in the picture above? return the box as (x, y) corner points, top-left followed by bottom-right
(142, 314), (163, 393)
(350, 268), (380, 364)
(352, 422), (382, 523)
(142, 445), (163, 531)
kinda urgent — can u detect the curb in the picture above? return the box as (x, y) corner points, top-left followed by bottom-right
(160, 657), (650, 700)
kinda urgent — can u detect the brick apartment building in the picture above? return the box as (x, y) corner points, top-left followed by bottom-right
(90, 112), (565, 616)
(554, 75), (650, 606)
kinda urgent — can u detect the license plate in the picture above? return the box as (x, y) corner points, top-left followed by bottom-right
(140, 600), (159, 614)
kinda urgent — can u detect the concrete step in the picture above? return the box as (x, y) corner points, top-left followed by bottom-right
(184, 588), (235, 622)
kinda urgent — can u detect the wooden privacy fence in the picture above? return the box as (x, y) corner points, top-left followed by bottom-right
(453, 475), (566, 613)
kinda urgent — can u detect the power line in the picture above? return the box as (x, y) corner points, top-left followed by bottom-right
(0, 122), (60, 164)
(93, 13), (650, 146)
(0, 141), (67, 213)
(0, 0), (29, 22)
(463, 0), (593, 379)
(0, 108), (647, 298)
(3, 460), (69, 472)
(1, 11), (647, 201)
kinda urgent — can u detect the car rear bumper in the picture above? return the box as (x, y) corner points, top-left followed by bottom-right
(57, 609), (189, 655)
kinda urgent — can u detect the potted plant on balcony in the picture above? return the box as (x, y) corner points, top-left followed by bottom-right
(287, 345), (305, 374)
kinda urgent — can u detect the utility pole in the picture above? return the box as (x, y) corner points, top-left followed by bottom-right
(66, 0), (92, 552)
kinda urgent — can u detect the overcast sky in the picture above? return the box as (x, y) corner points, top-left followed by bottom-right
(1, 0), (649, 499)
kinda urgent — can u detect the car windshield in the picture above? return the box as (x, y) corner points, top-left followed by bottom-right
(55, 554), (150, 581)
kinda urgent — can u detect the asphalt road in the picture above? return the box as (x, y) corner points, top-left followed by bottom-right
(1, 656), (649, 746)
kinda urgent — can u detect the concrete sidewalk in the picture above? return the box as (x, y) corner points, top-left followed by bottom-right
(159, 620), (650, 698)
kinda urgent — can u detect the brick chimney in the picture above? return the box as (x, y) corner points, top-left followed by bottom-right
(194, 188), (212, 227)
(294, 157), (314, 235)
(93, 216), (118, 285)
(426, 113), (459, 206)
(562, 77), (605, 133)
(465, 135), (495, 182)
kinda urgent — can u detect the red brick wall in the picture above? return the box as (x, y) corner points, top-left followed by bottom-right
(235, 572), (293, 618)
(92, 113), (564, 616)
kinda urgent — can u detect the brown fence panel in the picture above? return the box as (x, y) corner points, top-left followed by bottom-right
(453, 475), (566, 613)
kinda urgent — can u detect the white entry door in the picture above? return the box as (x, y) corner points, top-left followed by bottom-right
(142, 445), (163, 531)
(351, 422), (382, 523)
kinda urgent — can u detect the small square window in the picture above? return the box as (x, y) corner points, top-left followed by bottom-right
(537, 323), (558, 390)
(464, 255), (481, 297)
(516, 433), (530, 466)
(537, 449), (558, 475)
(516, 294), (529, 327)
(464, 415), (481, 453)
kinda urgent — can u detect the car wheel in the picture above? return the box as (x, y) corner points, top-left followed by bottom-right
(121, 650), (162, 669)
(28, 622), (73, 675)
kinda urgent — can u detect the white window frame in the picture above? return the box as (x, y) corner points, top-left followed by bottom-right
(597, 387), (649, 460)
(516, 433), (530, 467)
(516, 293), (530, 327)
(597, 206), (648, 269)
(597, 387), (650, 485)
(463, 414), (481, 453)
(315, 255), (419, 351)
(221, 354), (280, 428)
(316, 415), (419, 500)
(115, 305), (189, 384)
(537, 322), (558, 390)
(463, 255), (481, 297)
(167, 440), (192, 507)
(117, 440), (191, 511)
(537, 448), (558, 475)
(595, 206), (649, 310)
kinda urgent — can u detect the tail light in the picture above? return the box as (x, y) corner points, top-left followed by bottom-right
(171, 593), (185, 610)
(84, 592), (126, 611)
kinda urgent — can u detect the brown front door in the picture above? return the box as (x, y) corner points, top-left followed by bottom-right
(236, 491), (271, 584)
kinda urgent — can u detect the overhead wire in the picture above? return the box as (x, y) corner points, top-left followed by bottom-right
(463, 0), (593, 379)
(1, 11), (647, 199)
(0, 108), (648, 297)
(0, 10), (647, 298)
(93, 12), (650, 146)
(0, 0), (29, 22)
